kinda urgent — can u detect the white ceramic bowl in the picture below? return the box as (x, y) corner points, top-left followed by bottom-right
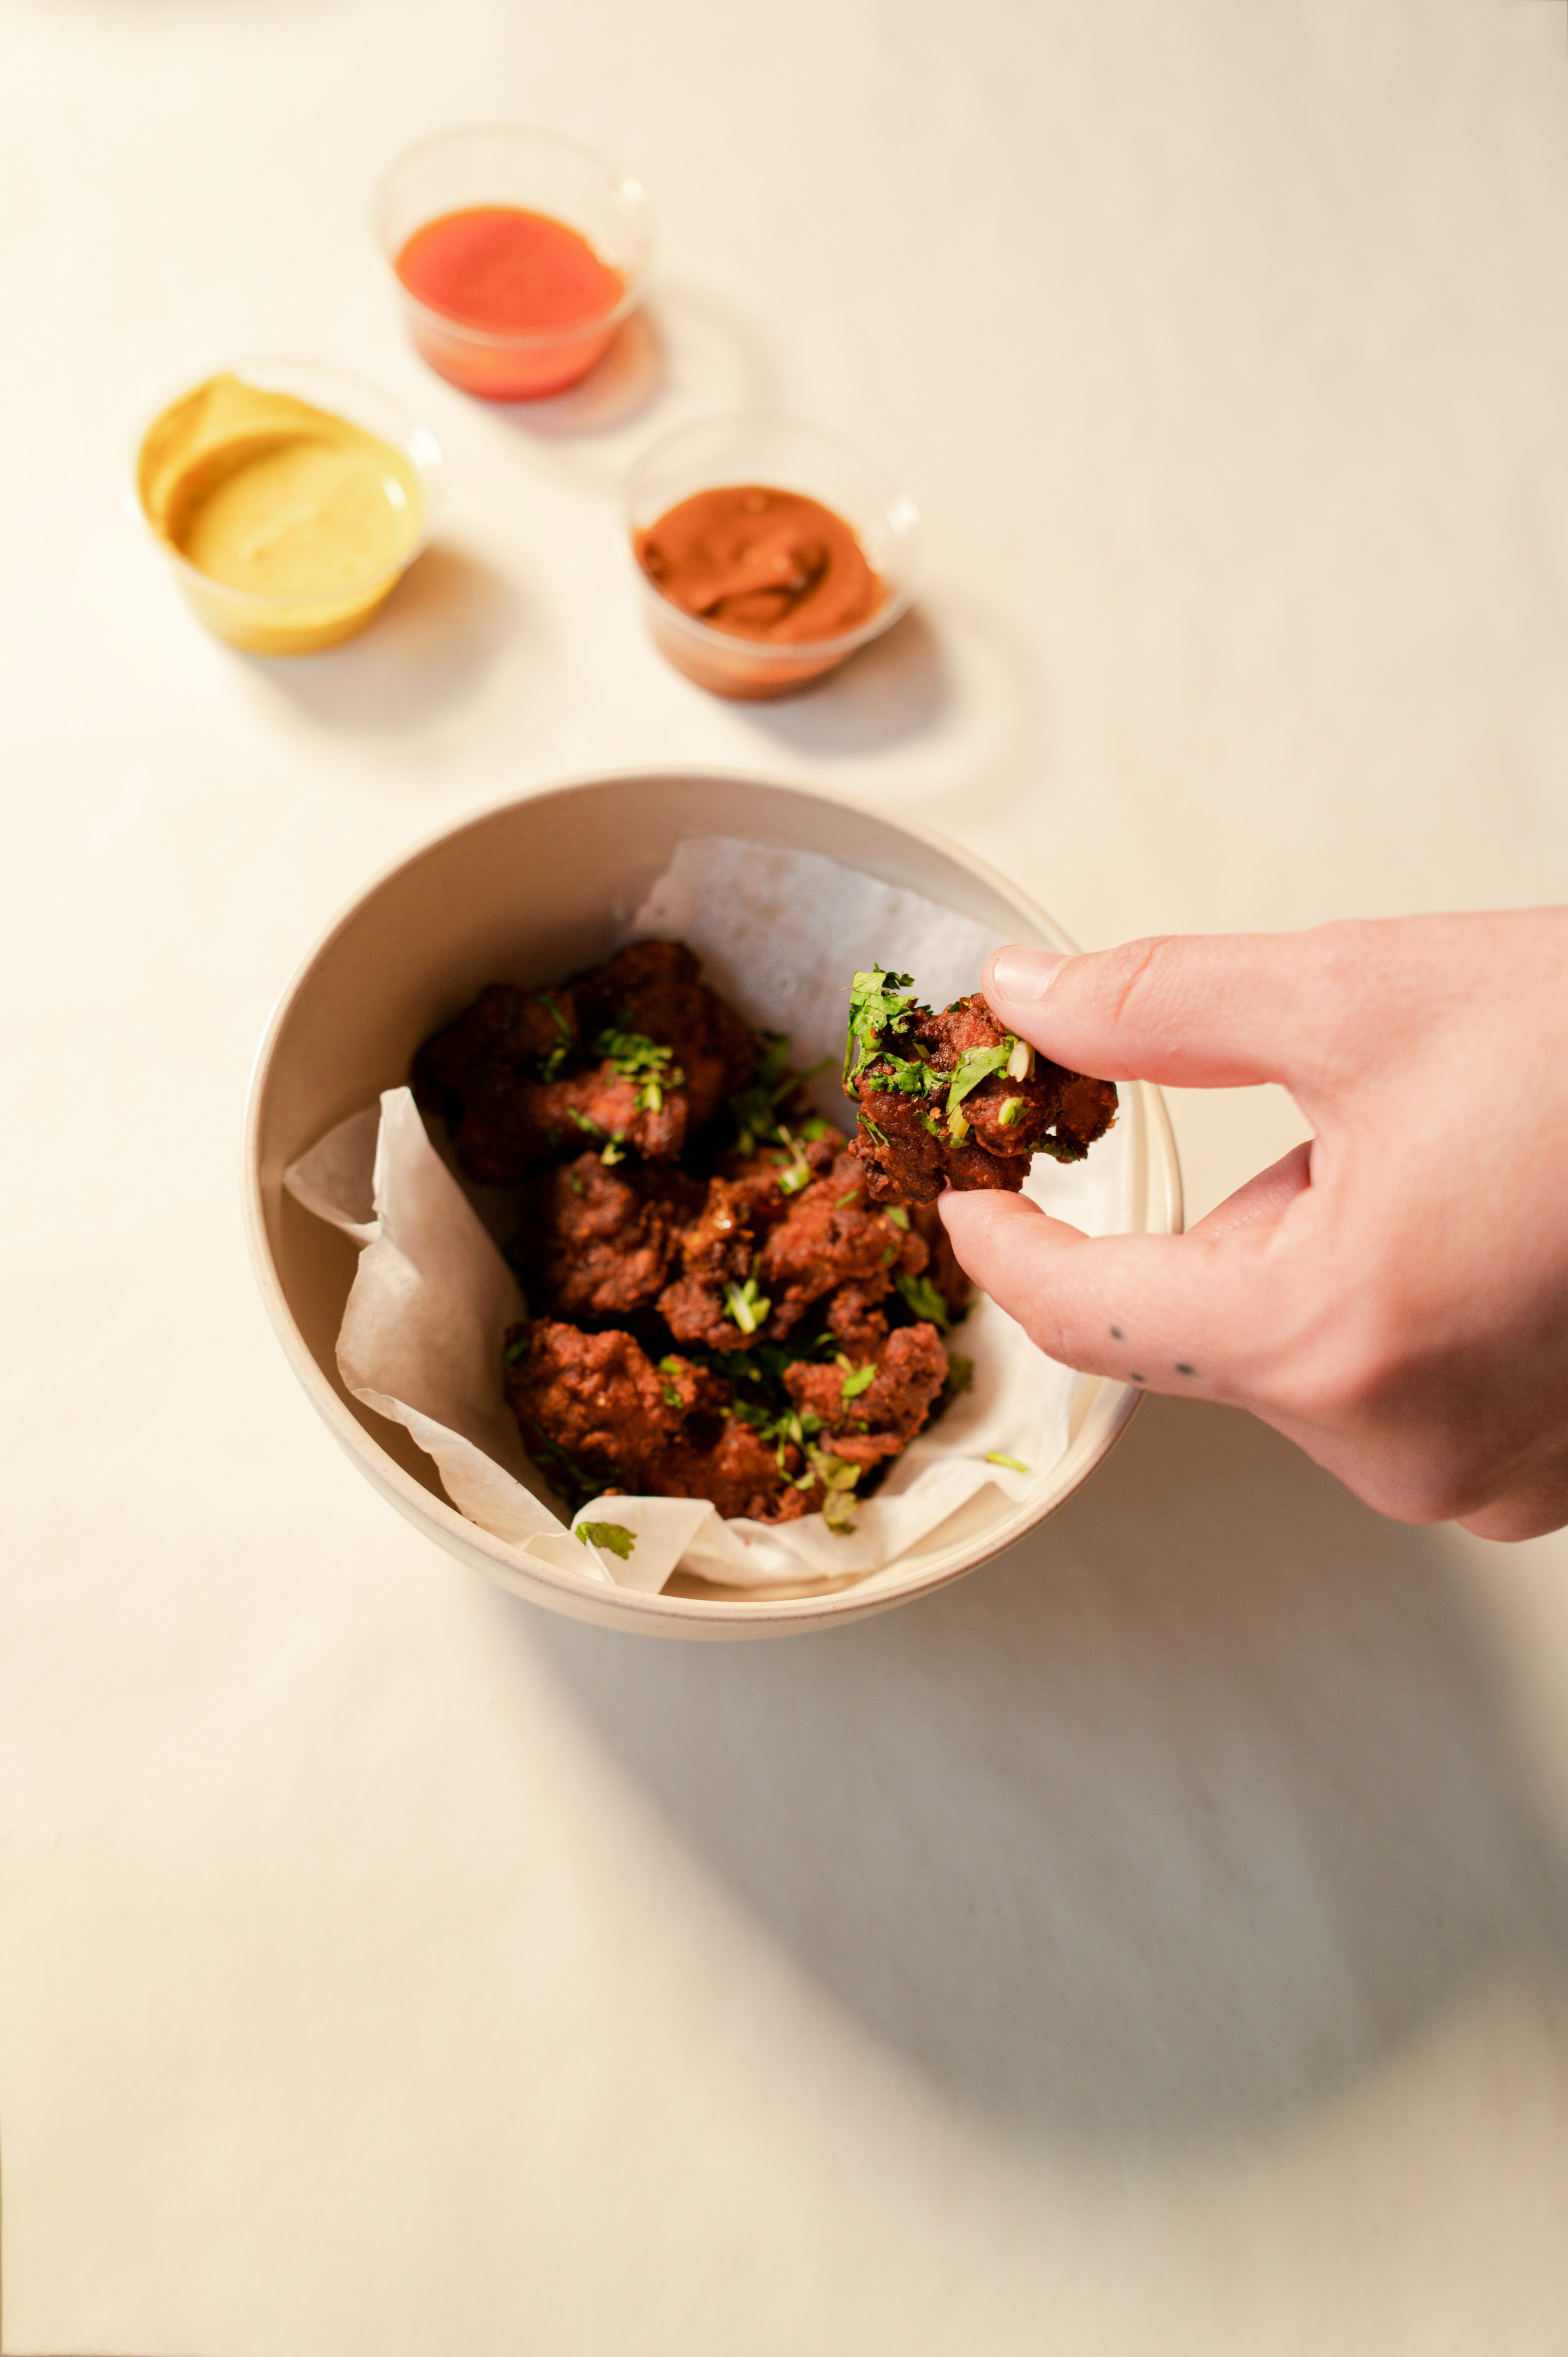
(243, 770), (1182, 1638)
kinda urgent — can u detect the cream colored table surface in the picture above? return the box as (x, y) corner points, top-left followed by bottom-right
(7, 4), (1568, 2350)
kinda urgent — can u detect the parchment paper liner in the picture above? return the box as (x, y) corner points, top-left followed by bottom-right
(285, 838), (1132, 1595)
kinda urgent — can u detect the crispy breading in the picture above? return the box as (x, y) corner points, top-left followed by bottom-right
(503, 1320), (814, 1524)
(784, 1324), (950, 1470)
(842, 974), (1117, 1203)
(516, 1155), (703, 1322)
(568, 938), (757, 1134)
(411, 939), (761, 1184)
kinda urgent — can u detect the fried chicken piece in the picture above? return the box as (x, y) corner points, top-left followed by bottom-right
(412, 941), (762, 1184)
(853, 1085), (1032, 1205)
(569, 939), (758, 1134)
(411, 982), (583, 1182)
(503, 1321), (812, 1524)
(515, 1154), (704, 1322)
(825, 1288), (890, 1361)
(657, 1172), (766, 1351)
(660, 1422), (815, 1525)
(657, 1149), (924, 1351)
(758, 1152), (926, 1333)
(411, 987), (684, 1182)
(784, 1323), (949, 1472)
(842, 972), (1117, 1203)
(505, 1320), (692, 1493)
(1054, 1070), (1123, 1156)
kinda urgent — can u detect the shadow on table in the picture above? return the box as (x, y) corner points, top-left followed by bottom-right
(496, 307), (667, 440)
(234, 542), (550, 755)
(484, 283), (780, 494)
(733, 606), (953, 758)
(533, 1394), (1568, 2147)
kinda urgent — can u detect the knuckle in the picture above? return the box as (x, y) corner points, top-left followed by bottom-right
(1086, 935), (1185, 1035)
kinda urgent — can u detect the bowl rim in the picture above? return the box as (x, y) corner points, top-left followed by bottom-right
(627, 415), (922, 664)
(127, 356), (445, 614)
(242, 766), (1183, 1634)
(373, 122), (653, 351)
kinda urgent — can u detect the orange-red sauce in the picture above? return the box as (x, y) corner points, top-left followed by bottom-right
(635, 486), (885, 645)
(395, 205), (623, 336)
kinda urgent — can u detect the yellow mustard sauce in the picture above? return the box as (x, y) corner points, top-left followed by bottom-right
(136, 375), (424, 651)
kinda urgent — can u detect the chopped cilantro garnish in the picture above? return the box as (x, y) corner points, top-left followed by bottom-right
(537, 994), (574, 1080)
(600, 1135), (626, 1166)
(502, 1331), (531, 1365)
(858, 1112), (889, 1147)
(658, 1355), (684, 1375)
(593, 1027), (683, 1114)
(576, 1520), (637, 1559)
(730, 1035), (832, 1158)
(521, 1427), (611, 1514)
(839, 1362), (876, 1400)
(807, 1445), (860, 1493)
(998, 1095), (1026, 1128)
(803, 1442), (863, 1534)
(567, 1108), (602, 1138)
(835, 1189), (860, 1209)
(661, 1384), (682, 1408)
(843, 967), (927, 1088)
(885, 1205), (909, 1230)
(893, 1270), (951, 1330)
(773, 1125), (814, 1196)
(944, 1035), (1021, 1117)
(724, 1270), (772, 1336)
(985, 1452), (1030, 1474)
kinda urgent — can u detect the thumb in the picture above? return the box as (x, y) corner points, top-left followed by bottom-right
(984, 929), (1360, 1096)
(938, 1187), (1275, 1402)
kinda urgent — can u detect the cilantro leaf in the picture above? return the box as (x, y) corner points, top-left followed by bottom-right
(945, 1035), (1022, 1117)
(729, 1034), (833, 1158)
(576, 1520), (637, 1560)
(842, 967), (929, 1090)
(723, 1270), (772, 1336)
(893, 1270), (951, 1330)
(593, 1026), (683, 1114)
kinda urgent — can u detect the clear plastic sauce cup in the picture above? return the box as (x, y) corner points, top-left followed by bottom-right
(627, 417), (921, 699)
(374, 126), (652, 402)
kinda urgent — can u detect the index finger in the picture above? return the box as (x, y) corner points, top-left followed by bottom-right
(982, 925), (1385, 1101)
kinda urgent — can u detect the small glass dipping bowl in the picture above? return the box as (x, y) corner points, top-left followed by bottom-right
(374, 125), (652, 401)
(130, 359), (443, 656)
(626, 416), (921, 700)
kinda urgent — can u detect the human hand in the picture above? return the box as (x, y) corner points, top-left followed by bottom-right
(938, 913), (1568, 1541)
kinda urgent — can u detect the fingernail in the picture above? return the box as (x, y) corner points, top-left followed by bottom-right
(989, 945), (1067, 1001)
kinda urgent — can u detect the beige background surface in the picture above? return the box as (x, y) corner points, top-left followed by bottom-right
(6, 1), (1568, 2348)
